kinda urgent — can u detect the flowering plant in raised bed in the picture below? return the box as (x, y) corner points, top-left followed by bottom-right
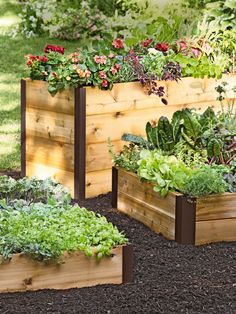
(25, 37), (225, 96)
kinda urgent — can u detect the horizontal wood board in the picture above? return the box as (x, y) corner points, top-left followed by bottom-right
(117, 168), (177, 240)
(0, 247), (123, 293)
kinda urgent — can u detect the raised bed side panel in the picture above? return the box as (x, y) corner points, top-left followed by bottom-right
(116, 168), (176, 240)
(0, 245), (133, 293)
(195, 194), (236, 244)
(23, 79), (76, 196)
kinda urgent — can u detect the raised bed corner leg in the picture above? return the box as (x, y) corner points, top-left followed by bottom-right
(112, 167), (118, 208)
(122, 245), (133, 284)
(175, 195), (196, 245)
(74, 88), (86, 201)
(21, 79), (26, 178)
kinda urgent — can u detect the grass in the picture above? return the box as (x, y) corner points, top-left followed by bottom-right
(0, 0), (80, 171)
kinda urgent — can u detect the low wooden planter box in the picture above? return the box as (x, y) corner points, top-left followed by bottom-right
(21, 74), (236, 199)
(0, 245), (133, 293)
(112, 168), (236, 245)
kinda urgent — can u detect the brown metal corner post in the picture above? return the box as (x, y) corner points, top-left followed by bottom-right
(21, 79), (26, 178)
(112, 167), (118, 208)
(74, 88), (86, 201)
(122, 245), (133, 283)
(175, 195), (196, 244)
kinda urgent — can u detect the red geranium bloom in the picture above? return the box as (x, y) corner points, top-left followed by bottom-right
(142, 38), (153, 47)
(101, 80), (108, 87)
(38, 56), (48, 63)
(155, 43), (169, 53)
(44, 44), (64, 54)
(112, 38), (124, 49)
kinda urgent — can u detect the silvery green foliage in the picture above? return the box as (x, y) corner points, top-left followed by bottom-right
(0, 176), (70, 208)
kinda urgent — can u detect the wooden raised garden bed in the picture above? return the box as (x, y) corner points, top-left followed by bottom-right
(112, 167), (236, 245)
(0, 245), (133, 293)
(21, 74), (236, 199)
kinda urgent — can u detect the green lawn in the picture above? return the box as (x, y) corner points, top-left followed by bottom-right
(0, 0), (80, 171)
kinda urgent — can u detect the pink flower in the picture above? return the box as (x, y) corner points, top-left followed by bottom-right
(112, 38), (124, 49)
(99, 71), (107, 79)
(110, 67), (117, 75)
(142, 38), (153, 47)
(101, 80), (108, 87)
(176, 40), (187, 52)
(72, 57), (80, 63)
(108, 52), (115, 58)
(85, 70), (91, 78)
(94, 55), (107, 64)
(191, 47), (201, 58)
(114, 63), (121, 70)
(155, 43), (169, 53)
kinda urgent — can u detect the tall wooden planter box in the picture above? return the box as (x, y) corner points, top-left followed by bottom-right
(21, 74), (236, 199)
(112, 168), (236, 245)
(0, 245), (133, 293)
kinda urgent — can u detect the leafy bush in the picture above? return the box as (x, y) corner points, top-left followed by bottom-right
(0, 202), (128, 261)
(0, 176), (70, 207)
(182, 166), (228, 197)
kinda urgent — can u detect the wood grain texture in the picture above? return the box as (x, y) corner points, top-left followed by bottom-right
(117, 169), (176, 240)
(25, 79), (74, 115)
(26, 136), (74, 172)
(26, 107), (74, 144)
(195, 218), (236, 245)
(86, 169), (111, 198)
(0, 247), (123, 293)
(196, 193), (236, 221)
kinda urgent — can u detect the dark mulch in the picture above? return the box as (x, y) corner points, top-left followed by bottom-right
(0, 193), (235, 314)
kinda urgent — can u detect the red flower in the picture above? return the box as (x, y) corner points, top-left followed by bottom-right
(101, 80), (108, 87)
(99, 71), (107, 79)
(38, 56), (48, 63)
(112, 38), (124, 49)
(44, 44), (64, 54)
(26, 60), (33, 66)
(155, 43), (169, 53)
(142, 38), (153, 47)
